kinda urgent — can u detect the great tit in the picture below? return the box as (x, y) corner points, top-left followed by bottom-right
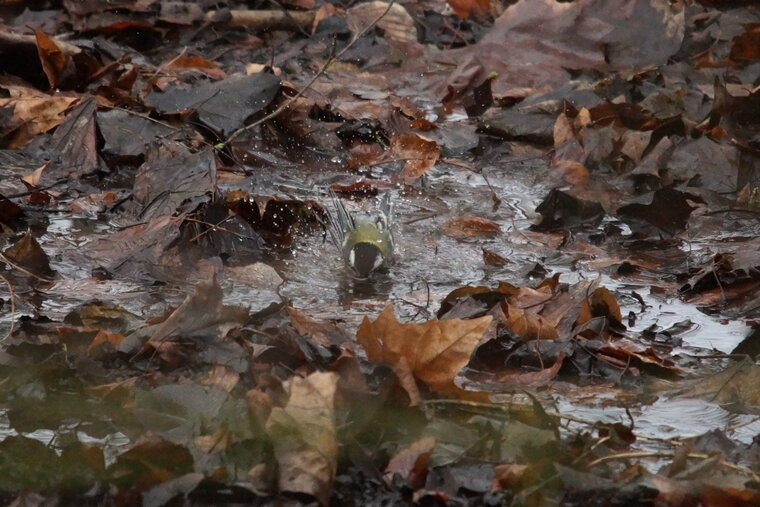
(329, 191), (394, 278)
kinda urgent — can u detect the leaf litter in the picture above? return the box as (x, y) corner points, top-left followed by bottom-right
(1, 0), (760, 504)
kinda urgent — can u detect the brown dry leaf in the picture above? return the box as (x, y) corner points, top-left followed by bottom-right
(287, 306), (347, 347)
(389, 133), (441, 182)
(447, 0), (492, 20)
(357, 306), (492, 401)
(165, 55), (226, 80)
(35, 30), (72, 89)
(87, 329), (125, 354)
(2, 229), (54, 279)
(21, 164), (48, 187)
(730, 25), (760, 63)
(501, 302), (559, 341)
(200, 365), (240, 393)
(266, 371), (338, 505)
(441, 217), (500, 240)
(494, 353), (564, 386)
(346, 2), (423, 56)
(0, 83), (78, 148)
(384, 436), (436, 489)
(575, 287), (623, 328)
(482, 247), (509, 266)
(596, 337), (678, 375)
(492, 463), (530, 491)
(195, 427), (231, 453)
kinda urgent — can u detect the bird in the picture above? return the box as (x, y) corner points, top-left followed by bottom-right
(328, 190), (394, 279)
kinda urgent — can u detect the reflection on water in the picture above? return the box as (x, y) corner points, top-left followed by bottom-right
(556, 395), (760, 469)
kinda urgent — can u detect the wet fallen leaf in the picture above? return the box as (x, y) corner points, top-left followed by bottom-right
(482, 247), (510, 267)
(35, 30), (73, 90)
(441, 217), (500, 239)
(0, 82), (78, 148)
(87, 329), (125, 354)
(287, 307), (347, 348)
(346, 2), (422, 56)
(266, 371), (338, 505)
(357, 306), (492, 401)
(501, 302), (559, 341)
(389, 132), (441, 182)
(575, 287), (624, 329)
(164, 54), (226, 80)
(2, 229), (54, 279)
(384, 436), (436, 489)
(616, 187), (700, 237)
(148, 276), (249, 345)
(493, 353), (564, 386)
(532, 189), (605, 231)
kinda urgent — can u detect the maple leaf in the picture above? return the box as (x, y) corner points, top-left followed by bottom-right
(357, 306), (492, 403)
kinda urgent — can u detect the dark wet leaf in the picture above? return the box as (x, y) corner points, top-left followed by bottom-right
(147, 276), (248, 345)
(3, 229), (54, 279)
(731, 326), (760, 359)
(87, 215), (181, 278)
(145, 72), (281, 137)
(133, 140), (215, 220)
(616, 187), (700, 236)
(531, 189), (605, 231)
(98, 109), (175, 159)
(442, 0), (684, 95)
(45, 95), (100, 181)
(0, 196), (24, 231)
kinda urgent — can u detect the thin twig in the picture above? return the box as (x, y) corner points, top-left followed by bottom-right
(224, 0), (396, 146)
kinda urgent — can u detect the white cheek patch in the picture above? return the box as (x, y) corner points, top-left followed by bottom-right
(348, 248), (355, 267)
(373, 254), (384, 270)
